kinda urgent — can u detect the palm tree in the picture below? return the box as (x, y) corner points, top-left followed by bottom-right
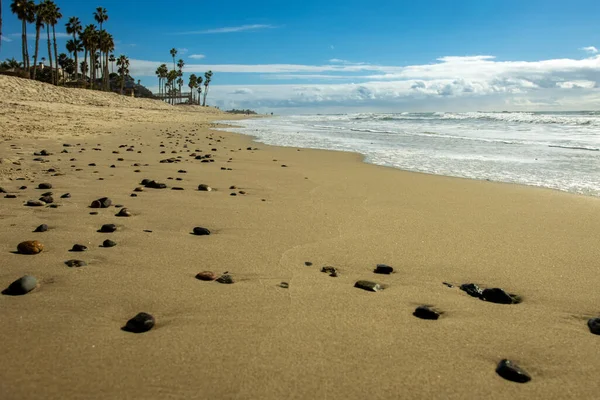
(188, 74), (197, 104)
(167, 69), (177, 105)
(57, 52), (67, 83)
(116, 54), (129, 95)
(39, 1), (53, 83)
(100, 31), (114, 89)
(196, 76), (203, 105)
(202, 70), (213, 106)
(109, 53), (115, 73)
(159, 64), (168, 99)
(93, 7), (108, 89)
(65, 16), (82, 80)
(11, 0), (35, 72)
(48, 1), (61, 85)
(32, 2), (45, 80)
(169, 48), (177, 70)
(177, 58), (184, 97)
(80, 24), (97, 88)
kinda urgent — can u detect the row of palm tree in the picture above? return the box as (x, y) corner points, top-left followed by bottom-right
(155, 48), (214, 106)
(8, 1), (125, 92)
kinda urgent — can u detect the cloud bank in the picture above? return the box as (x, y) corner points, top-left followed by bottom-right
(173, 24), (275, 35)
(133, 53), (600, 112)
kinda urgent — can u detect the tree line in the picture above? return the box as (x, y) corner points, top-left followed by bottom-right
(3, 1), (131, 95)
(155, 48), (213, 106)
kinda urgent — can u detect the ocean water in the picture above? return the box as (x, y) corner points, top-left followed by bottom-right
(217, 112), (600, 197)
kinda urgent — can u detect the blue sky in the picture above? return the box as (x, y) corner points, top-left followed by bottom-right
(3, 0), (600, 112)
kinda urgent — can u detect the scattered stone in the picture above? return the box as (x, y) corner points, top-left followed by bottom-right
(193, 227), (211, 236)
(216, 274), (234, 284)
(48, 204), (59, 208)
(0, 187), (6, 193)
(143, 229), (152, 233)
(321, 266), (338, 277)
(145, 181), (167, 189)
(134, 187), (144, 192)
(37, 183), (52, 189)
(130, 193), (137, 197)
(41, 191), (53, 197)
(19, 186), (27, 190)
(279, 282), (289, 289)
(26, 200), (45, 207)
(103, 239), (117, 248)
(239, 191), (246, 195)
(354, 280), (381, 292)
(34, 224), (48, 232)
(5, 194), (17, 198)
(229, 185), (237, 190)
(65, 259), (87, 268)
(71, 244), (87, 252)
(460, 283), (483, 298)
(496, 359), (531, 383)
(305, 261), (313, 266)
(99, 224), (117, 233)
(198, 184), (212, 191)
(90, 211), (98, 215)
(2, 275), (38, 295)
(281, 165), (288, 168)
(90, 197), (112, 208)
(177, 170), (187, 173)
(60, 193), (71, 198)
(442, 282), (454, 288)
(116, 208), (132, 217)
(39, 195), (54, 204)
(587, 318), (600, 335)
(230, 192), (237, 196)
(172, 187), (184, 191)
(195, 271), (217, 281)
(122, 312), (155, 333)
(413, 306), (442, 320)
(374, 264), (394, 274)
(17, 240), (44, 254)
(481, 288), (521, 304)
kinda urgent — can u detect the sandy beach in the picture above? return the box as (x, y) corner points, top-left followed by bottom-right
(1, 75), (600, 399)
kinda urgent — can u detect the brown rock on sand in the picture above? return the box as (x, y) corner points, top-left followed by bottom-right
(17, 240), (44, 255)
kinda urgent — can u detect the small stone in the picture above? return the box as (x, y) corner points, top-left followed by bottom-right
(34, 224), (48, 232)
(5, 194), (17, 198)
(321, 266), (337, 276)
(413, 306), (442, 320)
(90, 197), (112, 208)
(354, 280), (381, 292)
(39, 195), (54, 204)
(230, 193), (237, 196)
(496, 359), (531, 383)
(281, 165), (288, 168)
(145, 181), (167, 189)
(216, 274), (234, 284)
(26, 200), (45, 207)
(61, 193), (71, 198)
(481, 288), (521, 304)
(65, 259), (87, 267)
(48, 204), (59, 208)
(99, 224), (117, 233)
(195, 271), (217, 281)
(123, 312), (155, 333)
(2, 275), (38, 295)
(460, 283), (483, 298)
(134, 187), (144, 192)
(198, 184), (212, 191)
(130, 193), (137, 197)
(279, 282), (289, 289)
(0, 187), (6, 193)
(239, 191), (246, 195)
(305, 261), (313, 266)
(193, 227), (211, 236)
(587, 318), (600, 335)
(177, 170), (187, 173)
(90, 211), (98, 215)
(374, 264), (394, 274)
(17, 240), (44, 254)
(71, 244), (87, 252)
(172, 187), (184, 191)
(38, 183), (52, 189)
(116, 208), (132, 217)
(102, 239), (117, 248)
(41, 191), (53, 197)
(229, 185), (237, 189)
(442, 282), (454, 288)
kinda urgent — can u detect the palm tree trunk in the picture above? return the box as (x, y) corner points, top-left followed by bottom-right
(52, 24), (59, 85)
(82, 49), (87, 87)
(21, 20), (27, 71)
(46, 27), (53, 83)
(32, 25), (41, 80)
(73, 34), (78, 82)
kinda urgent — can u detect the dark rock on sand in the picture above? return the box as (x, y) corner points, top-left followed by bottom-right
(193, 227), (211, 236)
(3, 275), (37, 295)
(481, 288), (521, 304)
(496, 359), (531, 383)
(122, 312), (155, 333)
(172, 187), (184, 191)
(90, 197), (112, 208)
(39, 195), (54, 204)
(195, 271), (217, 281)
(99, 224), (117, 233)
(460, 283), (483, 298)
(17, 240), (44, 254)
(26, 200), (45, 207)
(34, 224), (48, 232)
(102, 239), (117, 248)
(216, 274), (234, 284)
(65, 259), (87, 267)
(61, 193), (71, 198)
(588, 318), (600, 335)
(38, 183), (52, 189)
(305, 261), (313, 266)
(116, 208), (132, 217)
(71, 244), (87, 252)
(198, 184), (212, 191)
(141, 179), (151, 185)
(321, 266), (338, 277)
(279, 282), (289, 289)
(413, 306), (442, 320)
(442, 282), (454, 288)
(145, 181), (167, 189)
(5, 194), (17, 198)
(0, 187), (6, 193)
(354, 280), (381, 292)
(374, 264), (394, 274)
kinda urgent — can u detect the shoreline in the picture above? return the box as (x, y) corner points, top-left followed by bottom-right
(1, 78), (600, 399)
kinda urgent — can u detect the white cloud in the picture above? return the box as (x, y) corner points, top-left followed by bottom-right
(178, 48), (188, 55)
(9, 32), (71, 39)
(1, 35), (13, 42)
(131, 54), (600, 111)
(581, 46), (598, 54)
(173, 24), (274, 35)
(189, 54), (205, 60)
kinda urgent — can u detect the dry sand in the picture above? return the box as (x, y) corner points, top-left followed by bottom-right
(1, 75), (600, 399)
